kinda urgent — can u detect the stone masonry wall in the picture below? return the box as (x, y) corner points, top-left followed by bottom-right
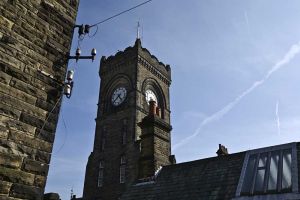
(0, 0), (79, 199)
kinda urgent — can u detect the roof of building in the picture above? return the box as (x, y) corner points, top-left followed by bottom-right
(121, 142), (300, 200)
(121, 151), (246, 200)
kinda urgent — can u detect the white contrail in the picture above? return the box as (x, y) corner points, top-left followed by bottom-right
(173, 41), (300, 150)
(275, 101), (281, 135)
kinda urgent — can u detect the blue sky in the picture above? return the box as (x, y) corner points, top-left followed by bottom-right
(45, 1), (300, 199)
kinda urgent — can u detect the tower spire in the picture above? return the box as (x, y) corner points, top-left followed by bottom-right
(137, 21), (141, 39)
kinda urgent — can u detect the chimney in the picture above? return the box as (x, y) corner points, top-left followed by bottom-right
(216, 144), (228, 156)
(138, 102), (172, 179)
(149, 100), (156, 115)
(156, 107), (160, 117)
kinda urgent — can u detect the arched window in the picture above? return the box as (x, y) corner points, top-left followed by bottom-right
(142, 78), (167, 119)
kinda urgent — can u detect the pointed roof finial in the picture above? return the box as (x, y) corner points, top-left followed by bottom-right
(137, 21), (141, 39)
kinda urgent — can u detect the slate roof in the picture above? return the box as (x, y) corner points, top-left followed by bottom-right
(121, 152), (246, 200)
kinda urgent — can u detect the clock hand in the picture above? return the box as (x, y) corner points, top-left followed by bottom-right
(112, 94), (122, 104)
(117, 93), (122, 100)
(113, 95), (119, 103)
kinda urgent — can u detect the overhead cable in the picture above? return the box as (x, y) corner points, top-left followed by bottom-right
(90, 0), (153, 27)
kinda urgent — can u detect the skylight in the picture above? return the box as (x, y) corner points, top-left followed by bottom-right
(234, 143), (299, 199)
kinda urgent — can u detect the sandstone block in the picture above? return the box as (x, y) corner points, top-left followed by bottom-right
(0, 166), (35, 185)
(35, 128), (55, 143)
(0, 194), (21, 200)
(0, 152), (22, 169)
(34, 175), (46, 188)
(0, 71), (12, 84)
(0, 93), (47, 119)
(8, 130), (52, 153)
(0, 139), (28, 158)
(0, 16), (14, 30)
(35, 98), (59, 113)
(9, 78), (48, 100)
(0, 139), (50, 163)
(35, 150), (50, 164)
(0, 115), (36, 134)
(19, 113), (44, 129)
(0, 103), (21, 119)
(0, 50), (25, 71)
(10, 184), (42, 200)
(0, 62), (31, 84)
(0, 181), (12, 194)
(0, 82), (37, 105)
(23, 158), (48, 176)
(0, 125), (9, 139)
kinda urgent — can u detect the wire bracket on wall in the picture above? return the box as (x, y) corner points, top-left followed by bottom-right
(67, 47), (97, 62)
(74, 24), (91, 38)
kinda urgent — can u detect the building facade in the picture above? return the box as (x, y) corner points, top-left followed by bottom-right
(82, 39), (174, 200)
(0, 0), (79, 199)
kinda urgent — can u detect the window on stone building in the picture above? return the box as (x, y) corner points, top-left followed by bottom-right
(236, 143), (298, 198)
(122, 119), (127, 145)
(120, 156), (126, 183)
(98, 161), (104, 187)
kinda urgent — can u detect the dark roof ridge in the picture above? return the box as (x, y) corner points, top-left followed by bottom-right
(166, 141), (300, 170)
(164, 151), (245, 170)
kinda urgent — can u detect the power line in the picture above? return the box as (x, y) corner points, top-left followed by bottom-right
(90, 0), (153, 27)
(54, 112), (69, 155)
(36, 96), (62, 138)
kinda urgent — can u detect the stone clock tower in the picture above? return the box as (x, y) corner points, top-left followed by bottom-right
(82, 39), (173, 200)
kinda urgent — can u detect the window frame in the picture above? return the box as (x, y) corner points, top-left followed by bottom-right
(235, 143), (298, 198)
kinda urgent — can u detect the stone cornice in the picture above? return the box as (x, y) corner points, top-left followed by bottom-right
(99, 56), (136, 77)
(138, 115), (172, 132)
(138, 55), (171, 86)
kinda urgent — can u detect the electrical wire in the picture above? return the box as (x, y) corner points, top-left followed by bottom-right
(88, 25), (99, 38)
(90, 0), (153, 27)
(36, 95), (62, 138)
(53, 111), (69, 155)
(77, 35), (85, 49)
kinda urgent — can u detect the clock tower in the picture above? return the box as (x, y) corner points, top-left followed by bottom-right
(82, 39), (173, 200)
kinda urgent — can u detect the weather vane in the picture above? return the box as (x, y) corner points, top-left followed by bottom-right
(137, 21), (141, 39)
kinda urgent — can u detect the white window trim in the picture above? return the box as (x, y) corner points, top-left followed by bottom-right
(233, 142), (299, 200)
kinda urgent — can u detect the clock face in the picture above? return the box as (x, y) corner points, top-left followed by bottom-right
(145, 89), (157, 104)
(111, 87), (127, 106)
